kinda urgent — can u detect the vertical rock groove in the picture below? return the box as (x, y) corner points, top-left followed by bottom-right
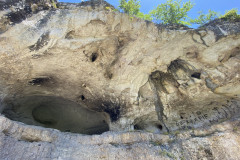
(149, 77), (169, 132)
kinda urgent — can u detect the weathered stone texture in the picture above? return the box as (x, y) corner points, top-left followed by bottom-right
(0, 0), (240, 159)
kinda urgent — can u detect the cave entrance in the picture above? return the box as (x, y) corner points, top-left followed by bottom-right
(2, 95), (109, 135)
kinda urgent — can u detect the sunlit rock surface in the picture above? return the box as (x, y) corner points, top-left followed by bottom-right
(0, 0), (240, 159)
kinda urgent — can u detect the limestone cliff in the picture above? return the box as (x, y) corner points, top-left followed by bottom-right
(0, 0), (240, 159)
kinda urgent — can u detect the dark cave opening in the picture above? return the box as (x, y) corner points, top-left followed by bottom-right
(1, 95), (109, 135)
(28, 77), (51, 85)
(157, 124), (163, 130)
(80, 95), (85, 100)
(134, 124), (140, 130)
(90, 53), (98, 62)
(134, 122), (164, 133)
(191, 72), (201, 79)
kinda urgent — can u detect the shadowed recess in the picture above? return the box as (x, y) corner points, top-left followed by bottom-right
(90, 52), (98, 62)
(191, 72), (201, 79)
(2, 96), (109, 135)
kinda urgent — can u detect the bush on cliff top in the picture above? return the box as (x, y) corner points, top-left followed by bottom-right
(119, 0), (152, 20)
(220, 8), (240, 21)
(150, 0), (193, 25)
(190, 10), (219, 25)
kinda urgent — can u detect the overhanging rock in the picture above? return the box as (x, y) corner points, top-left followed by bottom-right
(0, 0), (240, 159)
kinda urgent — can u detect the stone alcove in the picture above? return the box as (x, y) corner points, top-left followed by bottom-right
(1, 95), (110, 135)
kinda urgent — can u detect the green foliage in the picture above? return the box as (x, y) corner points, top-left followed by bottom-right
(220, 8), (240, 20)
(105, 6), (112, 11)
(105, 6), (118, 12)
(190, 10), (219, 25)
(119, 0), (140, 16)
(119, 0), (152, 21)
(119, 0), (239, 26)
(136, 12), (153, 21)
(150, 0), (194, 25)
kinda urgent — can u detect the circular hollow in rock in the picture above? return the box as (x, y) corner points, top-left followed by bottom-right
(2, 96), (109, 135)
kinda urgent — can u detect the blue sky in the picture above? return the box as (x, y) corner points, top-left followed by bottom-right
(59, 0), (240, 25)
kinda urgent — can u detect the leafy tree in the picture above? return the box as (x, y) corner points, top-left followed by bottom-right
(150, 0), (194, 25)
(220, 8), (240, 20)
(119, 0), (239, 26)
(190, 10), (219, 25)
(119, 0), (140, 16)
(119, 0), (152, 21)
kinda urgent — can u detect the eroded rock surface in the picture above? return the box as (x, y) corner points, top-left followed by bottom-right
(1, 115), (240, 160)
(0, 0), (240, 159)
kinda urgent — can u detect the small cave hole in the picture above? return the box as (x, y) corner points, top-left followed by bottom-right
(1, 96), (109, 135)
(80, 95), (85, 101)
(156, 124), (163, 130)
(28, 77), (50, 85)
(90, 53), (98, 62)
(191, 72), (201, 79)
(134, 124), (141, 130)
(180, 113), (186, 119)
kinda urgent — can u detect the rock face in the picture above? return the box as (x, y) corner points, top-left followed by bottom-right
(0, 0), (240, 159)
